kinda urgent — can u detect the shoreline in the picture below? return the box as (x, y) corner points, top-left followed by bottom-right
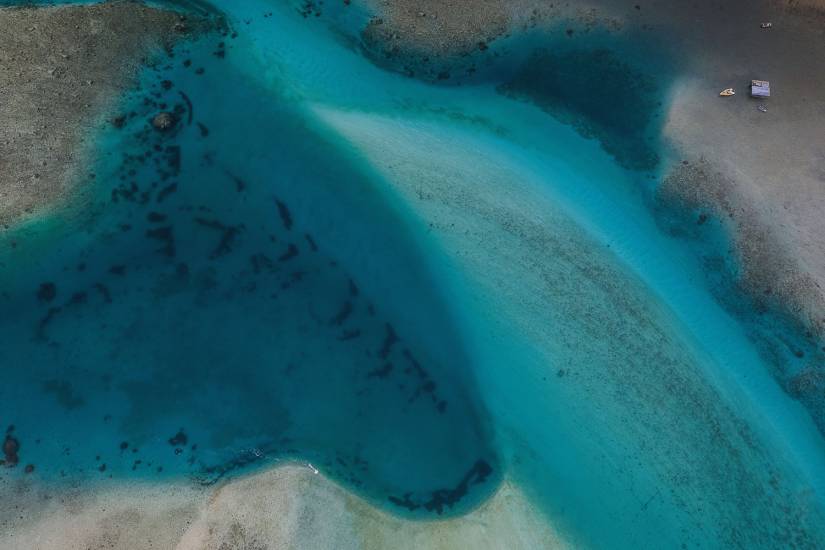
(0, 0), (213, 230)
(0, 463), (567, 549)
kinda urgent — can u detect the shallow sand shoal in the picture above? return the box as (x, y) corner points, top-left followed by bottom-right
(361, 0), (825, 339)
(0, 1), (203, 228)
(0, 465), (567, 550)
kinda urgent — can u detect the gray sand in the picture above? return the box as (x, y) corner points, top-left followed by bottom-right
(658, 2), (825, 338)
(0, 1), (200, 228)
(360, 0), (625, 81)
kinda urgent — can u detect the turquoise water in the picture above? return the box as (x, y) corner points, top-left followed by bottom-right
(2, 0), (825, 547)
(0, 14), (499, 515)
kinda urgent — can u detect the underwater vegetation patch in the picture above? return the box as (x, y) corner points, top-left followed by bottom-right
(500, 47), (663, 170)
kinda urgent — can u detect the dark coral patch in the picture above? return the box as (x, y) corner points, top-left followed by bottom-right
(37, 282), (57, 302)
(3, 435), (20, 467)
(168, 429), (188, 447)
(388, 459), (493, 515)
(275, 199), (293, 230)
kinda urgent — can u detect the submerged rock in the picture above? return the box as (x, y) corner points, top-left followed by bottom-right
(37, 282), (57, 302)
(152, 112), (177, 131)
(168, 429), (188, 446)
(3, 435), (20, 466)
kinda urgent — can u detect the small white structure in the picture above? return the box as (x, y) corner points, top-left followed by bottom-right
(751, 80), (770, 98)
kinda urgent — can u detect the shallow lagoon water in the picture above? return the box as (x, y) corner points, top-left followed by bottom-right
(2, 0), (825, 547)
(1, 17), (500, 514)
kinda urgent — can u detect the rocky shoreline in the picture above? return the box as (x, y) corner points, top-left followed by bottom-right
(358, 0), (628, 83)
(0, 1), (213, 229)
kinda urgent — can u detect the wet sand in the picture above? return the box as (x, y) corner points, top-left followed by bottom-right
(0, 465), (566, 549)
(0, 1), (206, 228)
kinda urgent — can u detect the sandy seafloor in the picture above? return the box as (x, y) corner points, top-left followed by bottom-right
(2, 0), (825, 549)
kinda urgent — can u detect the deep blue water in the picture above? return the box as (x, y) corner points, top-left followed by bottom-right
(2, 0), (825, 547)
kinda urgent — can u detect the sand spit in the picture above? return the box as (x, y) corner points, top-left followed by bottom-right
(0, 466), (566, 550)
(0, 1), (209, 228)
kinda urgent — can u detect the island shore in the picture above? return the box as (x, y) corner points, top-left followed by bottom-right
(0, 1), (210, 229)
(0, 465), (566, 549)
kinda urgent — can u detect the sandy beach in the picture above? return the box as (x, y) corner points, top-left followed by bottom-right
(0, 465), (566, 550)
